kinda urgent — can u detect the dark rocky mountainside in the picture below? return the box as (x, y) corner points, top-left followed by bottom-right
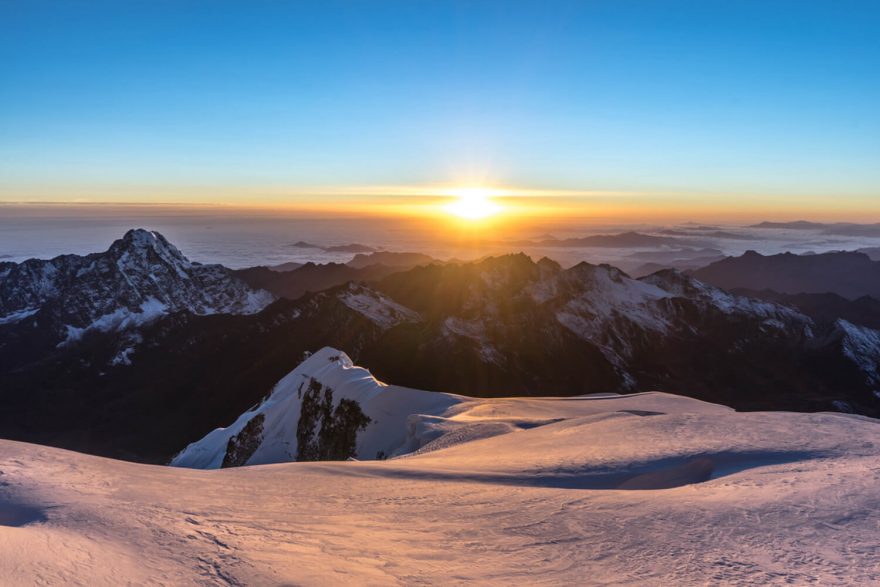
(365, 255), (879, 415)
(732, 289), (880, 331)
(693, 250), (880, 299)
(0, 288), (397, 462)
(234, 262), (404, 300)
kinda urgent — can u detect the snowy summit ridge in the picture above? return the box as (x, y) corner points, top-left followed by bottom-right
(172, 347), (461, 468)
(174, 346), (736, 470)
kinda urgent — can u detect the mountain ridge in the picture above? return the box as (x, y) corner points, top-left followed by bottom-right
(0, 228), (273, 344)
(692, 249), (880, 299)
(3, 232), (880, 463)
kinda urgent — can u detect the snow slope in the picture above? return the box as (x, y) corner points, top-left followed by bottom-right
(3, 351), (880, 585)
(171, 347), (730, 469)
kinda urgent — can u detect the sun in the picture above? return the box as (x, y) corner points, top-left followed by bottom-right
(444, 187), (502, 220)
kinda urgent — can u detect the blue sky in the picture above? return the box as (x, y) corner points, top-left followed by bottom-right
(1, 0), (878, 212)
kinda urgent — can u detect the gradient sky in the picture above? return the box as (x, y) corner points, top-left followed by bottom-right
(1, 0), (879, 218)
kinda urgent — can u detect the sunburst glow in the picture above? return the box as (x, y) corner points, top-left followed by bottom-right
(444, 188), (502, 220)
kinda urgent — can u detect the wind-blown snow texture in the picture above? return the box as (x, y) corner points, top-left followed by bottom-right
(2, 350), (879, 585)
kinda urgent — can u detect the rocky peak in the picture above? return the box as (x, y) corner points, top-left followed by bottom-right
(114, 228), (173, 252)
(474, 252), (535, 272)
(0, 230), (274, 344)
(109, 229), (192, 271)
(639, 268), (699, 296)
(560, 262), (636, 290)
(471, 253), (542, 291)
(536, 256), (562, 273)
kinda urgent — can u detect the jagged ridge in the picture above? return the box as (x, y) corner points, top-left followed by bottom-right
(0, 229), (274, 342)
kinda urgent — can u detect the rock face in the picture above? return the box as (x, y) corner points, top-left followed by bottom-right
(295, 377), (372, 462)
(0, 229), (273, 344)
(173, 349), (406, 469)
(221, 413), (266, 468)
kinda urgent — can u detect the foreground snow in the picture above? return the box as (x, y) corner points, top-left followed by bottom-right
(2, 359), (880, 584)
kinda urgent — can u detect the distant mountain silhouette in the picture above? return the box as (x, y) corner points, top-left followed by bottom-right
(750, 221), (880, 237)
(235, 262), (403, 300)
(289, 241), (376, 253)
(693, 250), (880, 299)
(347, 251), (437, 269)
(627, 247), (726, 277)
(658, 229), (752, 240)
(511, 231), (679, 248)
(238, 252), (440, 299)
(857, 247), (880, 261)
(749, 221), (829, 230)
(324, 243), (377, 253)
(266, 261), (304, 272)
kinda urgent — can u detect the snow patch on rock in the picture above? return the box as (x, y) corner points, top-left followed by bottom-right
(0, 308), (38, 325)
(338, 284), (421, 330)
(441, 317), (503, 364)
(62, 297), (168, 345)
(837, 319), (880, 385)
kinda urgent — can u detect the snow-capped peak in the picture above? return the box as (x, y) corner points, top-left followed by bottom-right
(0, 229), (274, 349)
(107, 228), (196, 280)
(113, 228), (189, 262)
(172, 347), (457, 468)
(117, 228), (179, 252)
(172, 347), (383, 469)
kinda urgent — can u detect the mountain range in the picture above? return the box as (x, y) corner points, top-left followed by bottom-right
(509, 231), (680, 248)
(2, 230), (880, 464)
(234, 262), (405, 300)
(290, 241), (378, 253)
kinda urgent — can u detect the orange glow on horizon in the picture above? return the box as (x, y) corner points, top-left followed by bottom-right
(3, 182), (880, 226)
